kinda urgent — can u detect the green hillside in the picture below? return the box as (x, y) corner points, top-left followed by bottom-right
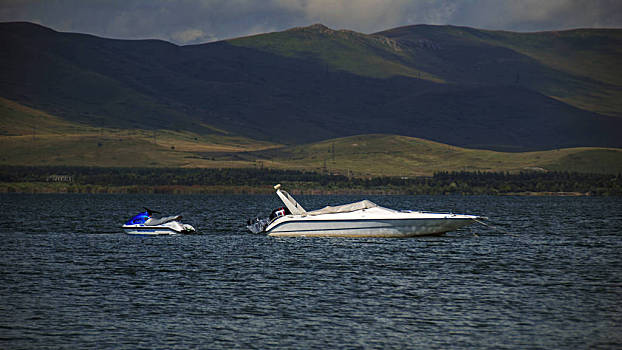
(477, 28), (622, 86)
(0, 97), (277, 168)
(230, 24), (442, 82)
(481, 28), (622, 117)
(2, 97), (621, 176)
(235, 23), (622, 117)
(377, 25), (622, 117)
(248, 134), (622, 177)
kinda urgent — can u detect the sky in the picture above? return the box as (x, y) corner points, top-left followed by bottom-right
(1, 0), (621, 45)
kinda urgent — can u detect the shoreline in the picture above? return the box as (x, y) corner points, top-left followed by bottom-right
(0, 182), (597, 196)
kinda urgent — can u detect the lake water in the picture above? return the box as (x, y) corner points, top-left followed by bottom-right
(0, 194), (620, 349)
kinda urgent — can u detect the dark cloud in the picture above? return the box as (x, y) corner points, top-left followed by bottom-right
(1, 0), (620, 44)
(449, 0), (622, 32)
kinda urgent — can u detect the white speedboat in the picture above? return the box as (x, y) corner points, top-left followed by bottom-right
(246, 184), (482, 237)
(123, 208), (196, 235)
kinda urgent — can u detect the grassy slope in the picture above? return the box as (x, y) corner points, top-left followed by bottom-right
(477, 29), (622, 86)
(250, 134), (622, 177)
(0, 97), (277, 167)
(233, 24), (622, 118)
(2, 98), (621, 176)
(462, 28), (622, 117)
(229, 24), (443, 82)
(376, 25), (622, 117)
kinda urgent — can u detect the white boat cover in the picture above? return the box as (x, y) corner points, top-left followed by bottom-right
(308, 200), (379, 215)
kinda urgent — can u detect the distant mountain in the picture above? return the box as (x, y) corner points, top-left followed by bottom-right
(1, 21), (621, 151)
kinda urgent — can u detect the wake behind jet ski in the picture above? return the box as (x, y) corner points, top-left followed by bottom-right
(123, 207), (196, 235)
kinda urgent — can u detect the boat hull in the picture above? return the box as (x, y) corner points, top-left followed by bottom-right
(122, 226), (182, 235)
(122, 222), (196, 235)
(266, 217), (477, 238)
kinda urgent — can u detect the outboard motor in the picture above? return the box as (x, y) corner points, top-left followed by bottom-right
(246, 217), (270, 234)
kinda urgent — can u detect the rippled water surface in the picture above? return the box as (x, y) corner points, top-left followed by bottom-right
(1, 194), (621, 349)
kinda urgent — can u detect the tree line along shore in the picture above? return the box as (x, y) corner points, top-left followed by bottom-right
(0, 166), (620, 195)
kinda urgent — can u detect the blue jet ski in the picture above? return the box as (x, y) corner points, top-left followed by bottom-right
(122, 208), (196, 235)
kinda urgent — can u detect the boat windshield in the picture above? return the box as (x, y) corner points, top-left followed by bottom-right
(125, 212), (150, 225)
(276, 189), (306, 215)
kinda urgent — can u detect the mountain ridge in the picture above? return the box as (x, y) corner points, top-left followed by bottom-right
(1, 21), (621, 152)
